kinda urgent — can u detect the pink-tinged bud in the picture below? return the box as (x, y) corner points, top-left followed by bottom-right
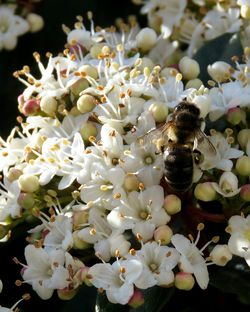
(194, 182), (217, 202)
(164, 194), (181, 215)
(22, 99), (40, 116)
(236, 156), (250, 176)
(17, 94), (25, 111)
(226, 107), (242, 125)
(18, 193), (35, 209)
(154, 225), (173, 245)
(175, 272), (195, 291)
(7, 168), (22, 182)
(57, 288), (78, 300)
(240, 184), (250, 201)
(128, 288), (145, 308)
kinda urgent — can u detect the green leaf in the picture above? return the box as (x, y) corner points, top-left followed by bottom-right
(209, 257), (250, 305)
(129, 287), (175, 312)
(193, 32), (243, 84)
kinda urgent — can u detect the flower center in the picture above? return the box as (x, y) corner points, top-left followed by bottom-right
(144, 155), (154, 165)
(149, 263), (158, 272)
(139, 210), (149, 220)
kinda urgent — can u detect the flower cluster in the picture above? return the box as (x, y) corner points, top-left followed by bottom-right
(133, 0), (250, 58)
(0, 1), (44, 51)
(0, 4), (249, 310)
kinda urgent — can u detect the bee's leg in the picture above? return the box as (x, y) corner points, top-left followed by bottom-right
(193, 149), (204, 165)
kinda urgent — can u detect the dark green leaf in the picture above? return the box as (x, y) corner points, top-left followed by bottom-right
(210, 257), (250, 305)
(193, 32), (243, 84)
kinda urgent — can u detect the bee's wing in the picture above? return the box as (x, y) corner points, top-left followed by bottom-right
(137, 123), (170, 152)
(194, 129), (217, 157)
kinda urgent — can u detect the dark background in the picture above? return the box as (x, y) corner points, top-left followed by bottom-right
(0, 1), (249, 311)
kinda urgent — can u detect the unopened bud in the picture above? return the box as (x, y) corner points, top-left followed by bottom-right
(80, 122), (98, 141)
(70, 78), (89, 96)
(210, 244), (232, 266)
(207, 61), (232, 82)
(236, 156), (250, 176)
(128, 288), (144, 308)
(18, 193), (35, 209)
(237, 129), (250, 148)
(78, 64), (98, 79)
(78, 266), (92, 286)
(77, 94), (96, 113)
(226, 107), (242, 125)
(154, 225), (173, 245)
(240, 184), (250, 201)
(164, 194), (181, 215)
(73, 211), (89, 228)
(123, 174), (140, 192)
(149, 102), (168, 123)
(137, 57), (154, 71)
(7, 168), (22, 182)
(185, 78), (203, 90)
(90, 43), (106, 58)
(22, 99), (40, 116)
(175, 272), (195, 291)
(26, 13), (44, 33)
(179, 56), (200, 80)
(18, 174), (39, 193)
(57, 288), (78, 300)
(194, 182), (217, 202)
(40, 96), (58, 116)
(73, 231), (90, 250)
(136, 28), (157, 52)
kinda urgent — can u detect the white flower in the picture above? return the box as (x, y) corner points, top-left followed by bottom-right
(227, 215), (250, 266)
(22, 245), (73, 299)
(0, 5), (29, 51)
(0, 179), (21, 221)
(200, 132), (244, 171)
(211, 171), (240, 197)
(88, 259), (143, 304)
(131, 241), (179, 288)
(171, 234), (209, 289)
(107, 186), (170, 242)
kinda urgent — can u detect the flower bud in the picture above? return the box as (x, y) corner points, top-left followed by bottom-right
(226, 107), (242, 125)
(240, 184), (250, 201)
(154, 224), (173, 245)
(210, 244), (232, 266)
(164, 194), (181, 215)
(7, 168), (22, 182)
(123, 174), (140, 192)
(77, 94), (96, 113)
(175, 272), (195, 291)
(207, 61), (232, 82)
(78, 64), (98, 80)
(137, 57), (154, 71)
(77, 266), (92, 286)
(136, 28), (157, 52)
(80, 122), (98, 141)
(161, 67), (179, 78)
(236, 156), (250, 176)
(73, 211), (89, 228)
(73, 231), (90, 250)
(57, 288), (78, 300)
(241, 5), (250, 19)
(22, 99), (40, 116)
(18, 174), (39, 193)
(237, 129), (250, 148)
(194, 182), (217, 202)
(192, 94), (211, 118)
(128, 288), (145, 308)
(40, 96), (58, 116)
(178, 56), (200, 80)
(90, 43), (106, 58)
(70, 78), (89, 96)
(26, 13), (44, 32)
(185, 78), (203, 90)
(149, 101), (168, 123)
(18, 193), (35, 209)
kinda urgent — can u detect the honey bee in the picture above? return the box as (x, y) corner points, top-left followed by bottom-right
(139, 101), (217, 193)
